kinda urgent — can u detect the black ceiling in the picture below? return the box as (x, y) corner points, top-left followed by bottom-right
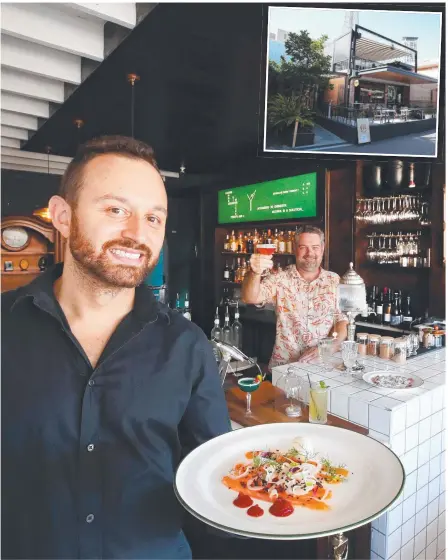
(23, 3), (267, 174)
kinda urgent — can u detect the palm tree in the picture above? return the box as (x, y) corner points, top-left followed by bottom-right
(267, 94), (314, 147)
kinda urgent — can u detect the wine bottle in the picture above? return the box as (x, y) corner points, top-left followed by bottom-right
(390, 295), (401, 327)
(382, 287), (391, 325)
(182, 293), (192, 321)
(223, 261), (230, 281)
(375, 289), (383, 325)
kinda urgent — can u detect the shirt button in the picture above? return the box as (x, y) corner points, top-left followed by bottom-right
(88, 380), (95, 387)
(86, 514), (95, 523)
(87, 444), (95, 452)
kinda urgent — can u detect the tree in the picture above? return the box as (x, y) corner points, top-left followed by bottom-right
(267, 93), (314, 147)
(268, 30), (333, 109)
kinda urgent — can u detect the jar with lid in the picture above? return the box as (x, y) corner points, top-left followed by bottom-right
(422, 328), (435, 348)
(392, 337), (408, 364)
(379, 336), (394, 359)
(356, 333), (368, 356)
(367, 334), (381, 357)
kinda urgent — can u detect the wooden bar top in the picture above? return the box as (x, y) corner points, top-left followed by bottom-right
(226, 381), (368, 435)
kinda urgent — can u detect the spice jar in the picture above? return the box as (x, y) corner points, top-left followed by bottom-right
(392, 337), (408, 364)
(379, 336), (394, 359)
(367, 334), (381, 357)
(423, 328), (435, 348)
(356, 333), (368, 356)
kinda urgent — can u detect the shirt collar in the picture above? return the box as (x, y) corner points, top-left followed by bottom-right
(287, 264), (327, 285)
(10, 262), (169, 325)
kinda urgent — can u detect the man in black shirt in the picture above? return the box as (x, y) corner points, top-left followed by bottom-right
(2, 136), (231, 559)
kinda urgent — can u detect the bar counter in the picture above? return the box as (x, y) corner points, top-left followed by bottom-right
(270, 349), (446, 560)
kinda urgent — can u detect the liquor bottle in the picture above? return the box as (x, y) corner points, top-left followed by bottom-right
(286, 231), (293, 254)
(394, 290), (403, 323)
(382, 288), (391, 325)
(278, 231), (286, 254)
(223, 261), (230, 281)
(183, 293), (192, 321)
(368, 285), (378, 323)
(230, 230), (237, 253)
(253, 229), (260, 248)
(223, 234), (230, 251)
(273, 229), (279, 253)
(267, 229), (273, 244)
(402, 295), (413, 327)
(229, 259), (235, 282)
(390, 295), (401, 326)
(175, 293), (182, 312)
(232, 302), (243, 349)
(240, 259), (248, 282)
(408, 163), (416, 189)
(246, 232), (254, 254)
(211, 307), (222, 341)
(234, 258), (241, 283)
(375, 289), (383, 324)
(222, 306), (232, 344)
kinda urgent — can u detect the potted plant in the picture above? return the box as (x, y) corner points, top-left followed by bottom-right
(267, 93), (315, 147)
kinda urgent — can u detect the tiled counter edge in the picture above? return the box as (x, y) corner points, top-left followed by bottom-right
(271, 349), (446, 560)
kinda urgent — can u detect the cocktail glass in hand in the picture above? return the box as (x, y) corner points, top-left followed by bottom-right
(309, 381), (328, 424)
(341, 341), (359, 375)
(238, 376), (262, 415)
(256, 244), (276, 277)
(318, 337), (335, 372)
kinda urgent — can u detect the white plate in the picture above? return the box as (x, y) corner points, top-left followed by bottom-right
(363, 370), (424, 390)
(174, 423), (404, 540)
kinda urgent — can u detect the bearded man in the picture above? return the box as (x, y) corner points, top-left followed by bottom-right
(242, 225), (348, 369)
(2, 136), (230, 559)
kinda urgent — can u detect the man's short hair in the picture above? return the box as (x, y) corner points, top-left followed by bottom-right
(59, 135), (160, 206)
(294, 225), (325, 245)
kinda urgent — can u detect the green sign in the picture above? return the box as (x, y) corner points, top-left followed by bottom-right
(218, 173), (317, 224)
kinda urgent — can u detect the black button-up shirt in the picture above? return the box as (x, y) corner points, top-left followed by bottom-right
(2, 264), (231, 559)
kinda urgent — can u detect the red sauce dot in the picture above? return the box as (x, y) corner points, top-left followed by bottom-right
(247, 504), (264, 517)
(233, 492), (253, 508)
(269, 498), (294, 517)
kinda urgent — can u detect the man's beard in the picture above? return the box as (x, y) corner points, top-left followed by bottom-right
(296, 256), (320, 272)
(68, 214), (157, 288)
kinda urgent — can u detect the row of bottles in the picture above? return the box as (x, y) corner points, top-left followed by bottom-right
(223, 257), (296, 283)
(223, 228), (296, 254)
(361, 286), (414, 328)
(211, 304), (243, 349)
(174, 292), (191, 320)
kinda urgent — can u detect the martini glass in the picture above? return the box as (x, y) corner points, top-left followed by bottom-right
(256, 244), (276, 277)
(238, 377), (261, 415)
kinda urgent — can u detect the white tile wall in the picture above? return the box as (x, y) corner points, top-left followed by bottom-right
(419, 440), (432, 468)
(402, 447), (419, 476)
(372, 527), (387, 558)
(407, 425), (421, 452)
(391, 430), (406, 456)
(402, 493), (417, 523)
(402, 516), (416, 546)
(430, 434), (443, 460)
(407, 399), (421, 428)
(348, 397), (369, 427)
(425, 537), (438, 560)
(417, 463), (430, 491)
(429, 454), (442, 482)
(404, 471), (418, 500)
(427, 519), (439, 549)
(436, 530), (445, 557)
(414, 528), (427, 558)
(428, 498), (440, 525)
(438, 511), (445, 536)
(428, 477), (441, 504)
(416, 484), (429, 513)
(431, 412), (443, 437)
(415, 506), (427, 536)
(389, 503), (404, 535)
(370, 404), (393, 435)
(419, 392), (433, 421)
(387, 526), (402, 558)
(329, 391), (348, 419)
(439, 492), (446, 515)
(432, 388), (444, 414)
(401, 537), (415, 560)
(420, 417), (432, 443)
(392, 406), (408, 435)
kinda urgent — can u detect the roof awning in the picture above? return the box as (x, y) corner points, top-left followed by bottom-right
(355, 36), (411, 63)
(358, 66), (438, 85)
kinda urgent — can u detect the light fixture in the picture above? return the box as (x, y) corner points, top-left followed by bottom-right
(354, 79), (360, 87)
(180, 164), (186, 174)
(127, 73), (140, 138)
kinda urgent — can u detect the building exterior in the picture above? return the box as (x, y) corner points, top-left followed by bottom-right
(410, 60), (439, 109)
(322, 25), (438, 110)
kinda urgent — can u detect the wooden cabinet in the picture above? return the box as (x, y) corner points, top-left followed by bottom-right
(1, 216), (56, 293)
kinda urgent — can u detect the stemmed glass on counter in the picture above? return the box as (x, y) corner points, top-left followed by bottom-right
(238, 376), (262, 415)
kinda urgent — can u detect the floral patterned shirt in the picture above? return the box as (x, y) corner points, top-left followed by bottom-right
(260, 265), (347, 369)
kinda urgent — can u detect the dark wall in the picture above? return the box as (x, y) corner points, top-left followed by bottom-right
(1, 170), (61, 217)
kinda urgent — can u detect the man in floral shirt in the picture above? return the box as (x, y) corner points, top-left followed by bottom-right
(242, 225), (348, 369)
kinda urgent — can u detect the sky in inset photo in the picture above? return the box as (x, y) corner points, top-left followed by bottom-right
(268, 7), (442, 64)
